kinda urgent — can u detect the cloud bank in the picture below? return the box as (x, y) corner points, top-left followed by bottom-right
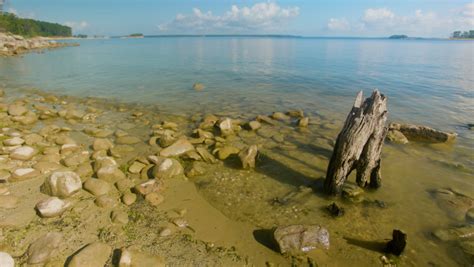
(327, 3), (474, 37)
(158, 2), (299, 33)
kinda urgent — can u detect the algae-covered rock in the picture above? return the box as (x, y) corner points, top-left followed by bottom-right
(386, 129), (409, 144)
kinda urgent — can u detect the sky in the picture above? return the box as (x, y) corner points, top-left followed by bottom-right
(4, 0), (474, 37)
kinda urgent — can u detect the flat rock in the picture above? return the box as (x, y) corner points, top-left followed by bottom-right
(3, 137), (25, 146)
(432, 225), (474, 241)
(122, 192), (137, 206)
(11, 168), (40, 182)
(274, 224), (330, 254)
(93, 138), (114, 151)
(389, 123), (457, 143)
(36, 197), (70, 218)
(8, 104), (28, 116)
(83, 178), (110, 196)
(10, 146), (37, 160)
(27, 232), (62, 264)
(68, 242), (112, 267)
(41, 171), (82, 198)
(160, 139), (195, 157)
(128, 161), (146, 174)
(134, 180), (163, 196)
(95, 195), (117, 208)
(116, 135), (141, 145)
(248, 121), (261, 131)
(97, 166), (126, 183)
(216, 146), (240, 160)
(145, 192), (164, 206)
(118, 248), (165, 267)
(111, 210), (129, 224)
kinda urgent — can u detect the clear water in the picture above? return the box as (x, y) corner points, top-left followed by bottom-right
(1, 37), (473, 265)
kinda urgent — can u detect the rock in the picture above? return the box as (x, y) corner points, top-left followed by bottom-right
(389, 123), (457, 143)
(75, 162), (93, 178)
(159, 228), (172, 237)
(386, 129), (409, 144)
(145, 192), (164, 206)
(274, 225), (330, 254)
(118, 248), (165, 267)
(432, 225), (474, 241)
(239, 145), (258, 169)
(272, 112), (290, 121)
(185, 161), (207, 178)
(152, 158), (183, 179)
(34, 162), (63, 174)
(134, 180), (163, 196)
(159, 131), (177, 148)
(42, 171), (82, 198)
(55, 135), (76, 145)
(172, 218), (188, 228)
(110, 145), (135, 158)
(195, 129), (214, 139)
(10, 168), (40, 181)
(3, 137), (25, 146)
(460, 241), (474, 259)
(10, 146), (37, 160)
(196, 146), (217, 163)
(27, 232), (62, 264)
(95, 195), (117, 208)
(83, 178), (110, 196)
(8, 104), (28, 116)
(159, 139), (195, 157)
(36, 197), (70, 218)
(287, 110), (304, 118)
(298, 117), (309, 127)
(467, 208), (474, 222)
(68, 242), (112, 267)
(97, 166), (126, 183)
(128, 161), (146, 174)
(341, 184), (364, 203)
(0, 252), (14, 267)
(0, 170), (10, 182)
(122, 192), (137, 206)
(256, 115), (276, 125)
(385, 229), (407, 256)
(116, 136), (141, 145)
(192, 82), (205, 91)
(24, 133), (43, 145)
(63, 151), (90, 167)
(219, 118), (234, 136)
(216, 146), (240, 160)
(115, 179), (134, 192)
(248, 121), (261, 131)
(111, 210), (129, 224)
(326, 202), (344, 217)
(468, 124), (474, 130)
(93, 138), (113, 151)
(0, 195), (19, 209)
(433, 188), (473, 221)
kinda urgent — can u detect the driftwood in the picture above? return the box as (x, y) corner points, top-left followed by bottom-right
(324, 90), (388, 195)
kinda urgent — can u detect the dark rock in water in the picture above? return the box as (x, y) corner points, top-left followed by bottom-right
(467, 124), (474, 131)
(432, 225), (474, 241)
(326, 202), (344, 217)
(389, 123), (457, 143)
(385, 229), (407, 256)
(273, 224), (330, 254)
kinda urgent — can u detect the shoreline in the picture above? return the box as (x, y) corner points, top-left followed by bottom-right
(0, 85), (472, 266)
(0, 32), (79, 57)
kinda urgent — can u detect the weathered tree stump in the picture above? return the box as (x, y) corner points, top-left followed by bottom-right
(324, 90), (388, 195)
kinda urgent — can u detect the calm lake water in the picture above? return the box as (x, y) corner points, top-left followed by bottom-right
(1, 37), (473, 265)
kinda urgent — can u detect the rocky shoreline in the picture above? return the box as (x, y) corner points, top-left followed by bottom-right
(0, 32), (79, 57)
(0, 86), (472, 266)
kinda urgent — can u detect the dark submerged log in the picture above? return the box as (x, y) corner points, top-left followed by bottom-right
(324, 90), (388, 195)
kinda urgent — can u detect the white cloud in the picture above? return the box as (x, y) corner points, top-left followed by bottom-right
(7, 7), (36, 19)
(158, 1), (299, 33)
(326, 3), (474, 37)
(64, 21), (89, 32)
(327, 18), (350, 31)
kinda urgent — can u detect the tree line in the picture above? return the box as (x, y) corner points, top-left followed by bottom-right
(451, 30), (474, 39)
(0, 12), (72, 37)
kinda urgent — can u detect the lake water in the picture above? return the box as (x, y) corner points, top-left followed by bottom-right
(1, 37), (473, 266)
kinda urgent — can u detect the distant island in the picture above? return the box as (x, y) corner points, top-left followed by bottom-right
(389, 35), (408, 39)
(0, 12), (71, 37)
(127, 33), (144, 38)
(451, 30), (474, 39)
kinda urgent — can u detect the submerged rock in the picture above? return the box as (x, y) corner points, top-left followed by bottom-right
(185, 161), (207, 178)
(10, 146), (37, 160)
(326, 202), (344, 217)
(216, 146), (240, 160)
(386, 129), (409, 144)
(42, 171), (82, 198)
(239, 145), (258, 169)
(68, 242), (112, 267)
(389, 123), (457, 143)
(152, 158), (183, 179)
(274, 224), (330, 254)
(298, 117), (309, 127)
(218, 118), (234, 136)
(248, 120), (261, 131)
(36, 197), (70, 218)
(27, 232), (62, 264)
(432, 225), (474, 241)
(118, 248), (165, 267)
(192, 82), (205, 91)
(0, 195), (20, 209)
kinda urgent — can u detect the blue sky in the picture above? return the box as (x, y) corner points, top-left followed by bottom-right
(5, 0), (474, 37)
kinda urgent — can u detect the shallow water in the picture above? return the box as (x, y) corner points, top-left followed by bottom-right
(1, 37), (474, 265)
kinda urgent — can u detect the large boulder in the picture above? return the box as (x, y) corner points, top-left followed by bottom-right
(67, 242), (112, 267)
(389, 123), (457, 143)
(273, 224), (330, 254)
(41, 171), (82, 198)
